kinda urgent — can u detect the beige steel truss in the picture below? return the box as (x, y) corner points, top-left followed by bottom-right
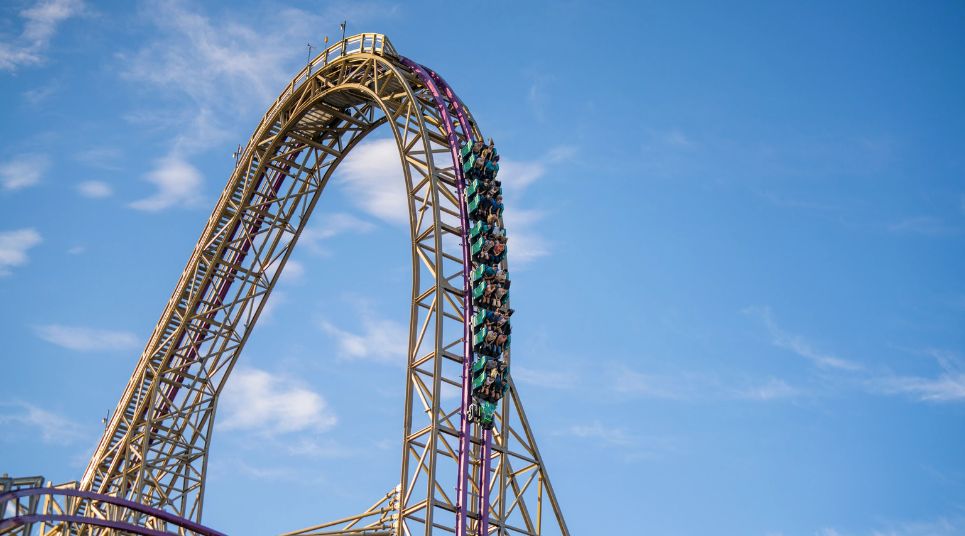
(65, 34), (567, 536)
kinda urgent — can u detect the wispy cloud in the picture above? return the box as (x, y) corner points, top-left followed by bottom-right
(0, 401), (86, 444)
(307, 212), (377, 241)
(0, 154), (49, 191)
(612, 366), (700, 400)
(871, 373), (965, 402)
(868, 350), (965, 402)
(219, 367), (337, 435)
(567, 421), (635, 447)
(319, 307), (407, 365)
(744, 306), (863, 371)
(33, 324), (140, 352)
(0, 228), (42, 276)
(497, 145), (576, 265)
(612, 364), (802, 403)
(812, 514), (965, 536)
(868, 515), (965, 536)
(525, 72), (554, 122)
(74, 146), (123, 170)
(746, 307), (965, 404)
(887, 216), (961, 236)
(511, 365), (579, 390)
(119, 2), (397, 154)
(115, 2), (398, 218)
(500, 145), (575, 195)
(129, 154), (203, 211)
(279, 259), (306, 283)
(335, 138), (408, 225)
(503, 208), (551, 264)
(22, 83), (57, 105)
(299, 212), (377, 256)
(736, 377), (802, 401)
(564, 420), (677, 461)
(0, 0), (83, 71)
(76, 180), (112, 198)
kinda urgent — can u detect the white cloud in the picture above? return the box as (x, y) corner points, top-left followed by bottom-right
(498, 159), (545, 193)
(0, 228), (42, 276)
(737, 378), (801, 401)
(887, 216), (959, 236)
(309, 212), (377, 241)
(300, 212), (377, 256)
(0, 154), (49, 191)
(76, 180), (112, 198)
(33, 324), (139, 352)
(612, 367), (696, 400)
(67, 244), (85, 255)
(130, 154), (203, 211)
(499, 145), (575, 195)
(119, 2), (398, 155)
(512, 365), (578, 390)
(335, 138), (408, 224)
(567, 421), (634, 447)
(503, 208), (550, 264)
(870, 359), (965, 402)
(662, 128), (693, 147)
(0, 0), (83, 71)
(868, 516), (965, 536)
(494, 145), (575, 265)
(74, 146), (123, 169)
(745, 306), (862, 371)
(875, 375), (965, 401)
(280, 259), (305, 283)
(319, 309), (407, 365)
(0, 401), (85, 444)
(22, 84), (57, 105)
(219, 367), (337, 435)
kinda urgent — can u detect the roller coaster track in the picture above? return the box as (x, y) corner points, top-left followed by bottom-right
(0, 33), (568, 536)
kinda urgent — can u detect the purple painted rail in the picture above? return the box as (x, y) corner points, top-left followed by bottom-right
(0, 487), (227, 536)
(399, 57), (497, 536)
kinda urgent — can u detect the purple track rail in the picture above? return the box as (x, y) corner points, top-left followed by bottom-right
(398, 57), (494, 536)
(0, 487), (226, 536)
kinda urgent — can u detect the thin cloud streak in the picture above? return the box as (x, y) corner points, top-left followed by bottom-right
(0, 228), (43, 276)
(0, 401), (86, 445)
(745, 306), (863, 371)
(33, 324), (140, 352)
(0, 154), (49, 191)
(0, 0), (83, 71)
(77, 180), (113, 198)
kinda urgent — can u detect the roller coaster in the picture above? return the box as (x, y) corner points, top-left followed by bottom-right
(0, 34), (568, 536)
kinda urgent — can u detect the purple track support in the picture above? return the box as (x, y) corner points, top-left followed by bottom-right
(398, 56), (480, 536)
(424, 66), (495, 536)
(418, 61), (501, 536)
(0, 487), (227, 536)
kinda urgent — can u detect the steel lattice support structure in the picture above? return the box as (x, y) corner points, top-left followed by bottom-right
(10, 34), (569, 536)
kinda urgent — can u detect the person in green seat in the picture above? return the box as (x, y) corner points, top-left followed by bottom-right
(493, 286), (507, 305)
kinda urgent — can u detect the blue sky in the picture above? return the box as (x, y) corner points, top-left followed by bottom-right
(1, 1), (964, 535)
